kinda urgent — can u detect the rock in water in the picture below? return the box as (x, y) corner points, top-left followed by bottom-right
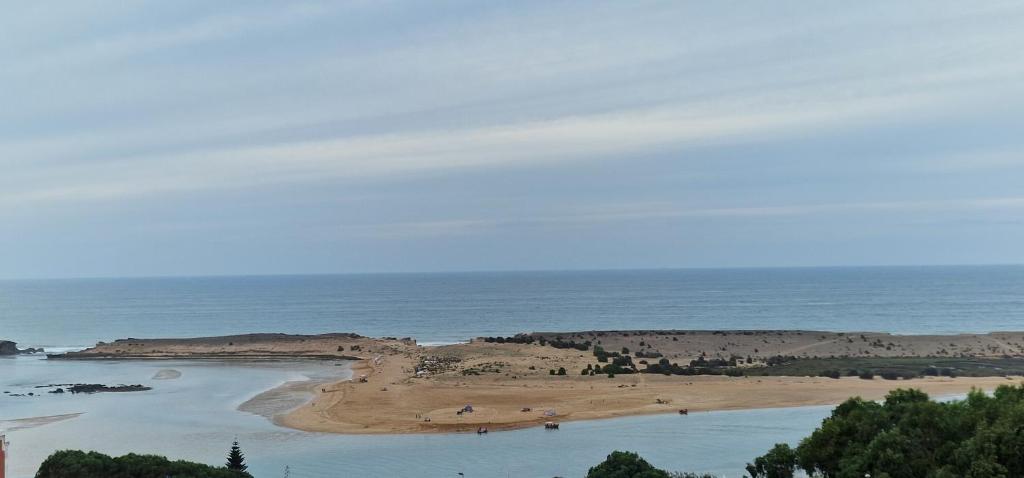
(0, 341), (18, 355)
(0, 341), (44, 355)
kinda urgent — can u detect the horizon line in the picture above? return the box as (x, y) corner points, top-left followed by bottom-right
(3, 262), (1022, 282)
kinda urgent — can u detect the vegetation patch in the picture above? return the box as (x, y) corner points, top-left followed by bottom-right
(739, 356), (1024, 378)
(747, 385), (1024, 477)
(35, 450), (251, 478)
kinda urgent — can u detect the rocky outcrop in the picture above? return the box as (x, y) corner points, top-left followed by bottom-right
(0, 340), (17, 355)
(0, 340), (44, 355)
(51, 333), (379, 360)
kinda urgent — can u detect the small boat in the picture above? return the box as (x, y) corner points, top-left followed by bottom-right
(477, 427), (488, 434)
(544, 421), (560, 430)
(679, 409), (689, 415)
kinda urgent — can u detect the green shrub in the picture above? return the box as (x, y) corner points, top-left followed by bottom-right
(818, 369), (841, 379)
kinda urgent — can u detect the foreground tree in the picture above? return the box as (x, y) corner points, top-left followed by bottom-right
(226, 440), (248, 472)
(748, 384), (1024, 478)
(587, 451), (670, 478)
(745, 443), (796, 478)
(35, 450), (252, 478)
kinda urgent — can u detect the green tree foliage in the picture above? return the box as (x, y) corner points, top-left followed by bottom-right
(226, 440), (248, 472)
(587, 451), (670, 478)
(750, 385), (1024, 478)
(35, 450), (252, 478)
(745, 444), (796, 478)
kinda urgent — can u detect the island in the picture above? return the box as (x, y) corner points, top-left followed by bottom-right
(52, 330), (1024, 434)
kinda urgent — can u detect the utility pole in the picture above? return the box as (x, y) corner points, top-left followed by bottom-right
(1, 434), (8, 478)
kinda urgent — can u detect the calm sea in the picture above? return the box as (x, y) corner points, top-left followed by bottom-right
(3, 266), (1023, 348)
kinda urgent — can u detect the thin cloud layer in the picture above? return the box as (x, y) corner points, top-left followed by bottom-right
(2, 1), (1024, 277)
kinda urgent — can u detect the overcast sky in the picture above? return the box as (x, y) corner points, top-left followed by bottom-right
(3, 1), (1024, 278)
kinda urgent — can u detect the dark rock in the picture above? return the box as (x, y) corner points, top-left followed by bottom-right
(0, 341), (17, 355)
(0, 340), (44, 355)
(68, 384), (152, 394)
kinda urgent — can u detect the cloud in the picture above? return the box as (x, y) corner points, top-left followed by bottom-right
(5, 3), (336, 77)
(3, 1), (1024, 275)
(0, 77), (976, 209)
(327, 196), (1024, 239)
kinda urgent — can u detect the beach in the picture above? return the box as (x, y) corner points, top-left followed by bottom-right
(58, 330), (1024, 434)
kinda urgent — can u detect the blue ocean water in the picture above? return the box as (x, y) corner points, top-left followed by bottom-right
(3, 266), (1023, 348)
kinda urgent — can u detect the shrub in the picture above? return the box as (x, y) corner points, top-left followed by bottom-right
(879, 371), (900, 380)
(819, 370), (841, 379)
(858, 371), (875, 380)
(546, 338), (591, 350)
(557, 367), (567, 376)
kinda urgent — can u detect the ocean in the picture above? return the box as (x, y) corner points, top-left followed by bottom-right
(2, 266), (1023, 477)
(2, 266), (1023, 349)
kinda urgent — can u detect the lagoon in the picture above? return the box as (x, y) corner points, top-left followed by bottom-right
(1, 354), (827, 478)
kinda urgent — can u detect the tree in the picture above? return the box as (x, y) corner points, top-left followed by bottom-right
(745, 443), (796, 478)
(587, 451), (670, 478)
(35, 450), (251, 478)
(226, 440), (248, 472)
(749, 385), (1024, 478)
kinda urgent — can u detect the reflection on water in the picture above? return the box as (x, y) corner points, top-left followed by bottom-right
(0, 355), (829, 478)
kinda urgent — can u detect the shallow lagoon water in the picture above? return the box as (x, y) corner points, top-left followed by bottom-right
(0, 355), (829, 478)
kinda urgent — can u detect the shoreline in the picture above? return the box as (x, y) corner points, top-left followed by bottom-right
(238, 362), (356, 422)
(47, 330), (1024, 435)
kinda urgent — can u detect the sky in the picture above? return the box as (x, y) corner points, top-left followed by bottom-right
(3, 1), (1024, 278)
